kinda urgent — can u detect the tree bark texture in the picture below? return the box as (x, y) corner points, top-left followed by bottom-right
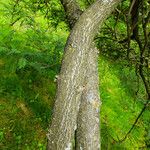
(47, 0), (120, 149)
(59, 1), (102, 149)
(60, 0), (82, 28)
(76, 45), (101, 150)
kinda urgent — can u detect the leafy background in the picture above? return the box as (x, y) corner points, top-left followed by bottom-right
(0, 0), (149, 149)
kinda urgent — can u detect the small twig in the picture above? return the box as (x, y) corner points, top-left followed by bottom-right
(118, 100), (149, 143)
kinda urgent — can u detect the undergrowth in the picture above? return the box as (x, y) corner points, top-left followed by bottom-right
(0, 0), (149, 149)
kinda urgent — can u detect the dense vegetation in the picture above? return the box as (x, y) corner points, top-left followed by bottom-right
(0, 0), (149, 149)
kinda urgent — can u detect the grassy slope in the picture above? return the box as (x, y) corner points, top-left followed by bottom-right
(0, 0), (149, 149)
(99, 57), (149, 149)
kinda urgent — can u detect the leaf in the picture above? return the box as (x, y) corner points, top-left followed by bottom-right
(18, 58), (27, 69)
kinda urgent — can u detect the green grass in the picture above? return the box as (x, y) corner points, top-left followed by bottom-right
(0, 2), (67, 148)
(99, 57), (149, 149)
(0, 0), (149, 149)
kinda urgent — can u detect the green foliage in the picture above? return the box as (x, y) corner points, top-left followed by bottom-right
(0, 1), (69, 148)
(0, 0), (149, 149)
(99, 57), (149, 149)
(76, 0), (95, 9)
(1, 0), (66, 27)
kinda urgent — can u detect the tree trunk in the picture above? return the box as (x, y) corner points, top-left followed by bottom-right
(60, 1), (101, 149)
(47, 0), (120, 149)
(76, 45), (101, 150)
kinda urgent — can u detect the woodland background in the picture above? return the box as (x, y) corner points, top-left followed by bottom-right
(0, 0), (149, 149)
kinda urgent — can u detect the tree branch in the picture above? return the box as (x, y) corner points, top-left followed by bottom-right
(118, 100), (149, 143)
(60, 0), (82, 28)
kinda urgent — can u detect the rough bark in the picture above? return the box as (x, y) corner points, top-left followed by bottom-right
(60, 0), (82, 28)
(60, 1), (102, 149)
(76, 45), (101, 150)
(59, 1), (101, 148)
(47, 0), (120, 149)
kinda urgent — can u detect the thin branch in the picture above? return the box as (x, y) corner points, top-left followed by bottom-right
(118, 100), (149, 143)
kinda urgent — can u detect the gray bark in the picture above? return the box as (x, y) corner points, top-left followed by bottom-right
(60, 1), (101, 149)
(47, 0), (120, 149)
(60, 0), (82, 28)
(76, 45), (101, 150)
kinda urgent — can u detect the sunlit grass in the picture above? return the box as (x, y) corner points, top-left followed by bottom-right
(99, 57), (148, 149)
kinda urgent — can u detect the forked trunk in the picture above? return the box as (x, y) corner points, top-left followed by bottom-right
(47, 0), (120, 149)
(76, 45), (101, 150)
